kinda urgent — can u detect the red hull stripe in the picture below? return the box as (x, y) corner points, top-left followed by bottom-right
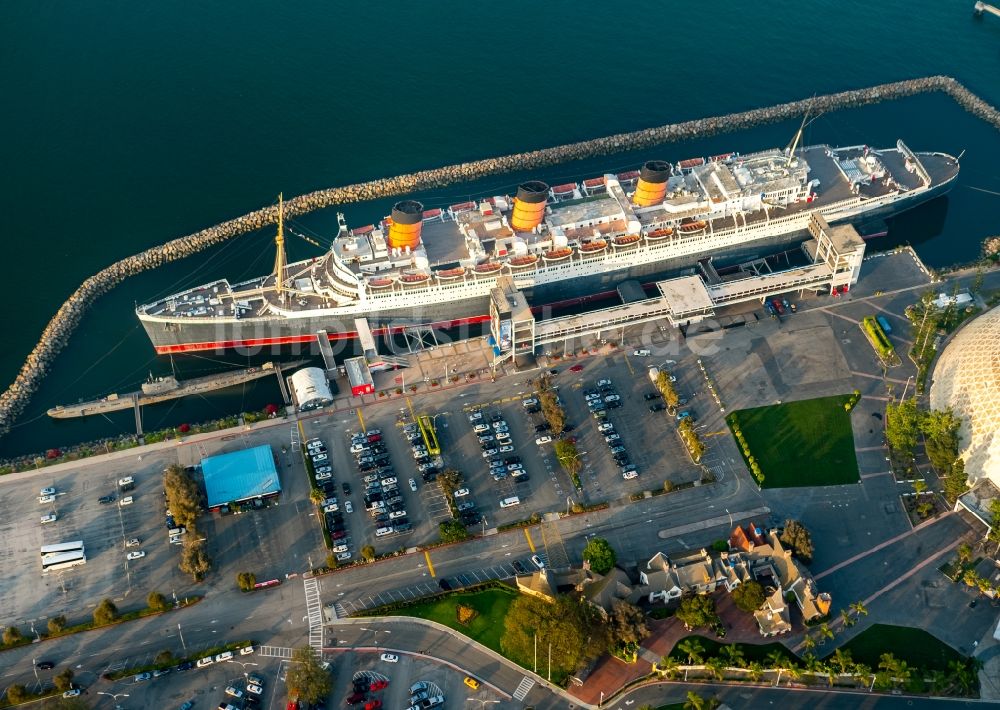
(152, 315), (493, 354)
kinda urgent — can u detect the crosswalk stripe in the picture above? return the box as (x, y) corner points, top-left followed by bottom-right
(512, 676), (535, 701)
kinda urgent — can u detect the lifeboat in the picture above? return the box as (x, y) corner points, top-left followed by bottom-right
(435, 267), (466, 280)
(400, 272), (431, 285)
(613, 234), (641, 247)
(679, 220), (708, 233)
(508, 254), (539, 268)
(579, 240), (608, 254)
(473, 262), (503, 275)
(543, 247), (573, 261)
(645, 228), (674, 241)
(368, 277), (394, 289)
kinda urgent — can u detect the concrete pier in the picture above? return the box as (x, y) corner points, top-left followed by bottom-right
(4, 75), (1000, 435)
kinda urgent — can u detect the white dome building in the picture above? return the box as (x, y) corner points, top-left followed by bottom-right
(929, 305), (1000, 485)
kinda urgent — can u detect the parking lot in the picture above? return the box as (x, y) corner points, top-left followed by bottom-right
(0, 459), (197, 626)
(329, 647), (510, 710)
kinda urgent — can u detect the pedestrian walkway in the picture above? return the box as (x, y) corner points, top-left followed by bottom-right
(814, 511), (954, 580)
(657, 506), (771, 540)
(304, 577), (324, 650)
(512, 676), (536, 701)
(540, 521), (570, 570)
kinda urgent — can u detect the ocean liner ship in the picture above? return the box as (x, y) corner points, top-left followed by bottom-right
(137, 139), (958, 354)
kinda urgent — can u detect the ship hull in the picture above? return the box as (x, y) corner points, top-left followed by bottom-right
(140, 174), (952, 355)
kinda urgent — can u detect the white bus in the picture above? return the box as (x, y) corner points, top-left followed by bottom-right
(40, 541), (85, 558)
(41, 550), (86, 571)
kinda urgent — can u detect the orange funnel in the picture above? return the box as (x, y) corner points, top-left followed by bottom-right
(632, 160), (671, 207)
(388, 200), (423, 250)
(510, 181), (548, 232)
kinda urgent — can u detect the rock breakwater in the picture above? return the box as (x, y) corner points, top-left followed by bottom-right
(1, 75), (998, 435)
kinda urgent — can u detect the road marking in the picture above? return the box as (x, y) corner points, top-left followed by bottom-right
(703, 430), (728, 438)
(523, 528), (536, 552)
(355, 407), (366, 433)
(512, 676), (536, 700)
(423, 550), (436, 577)
(623, 354), (635, 376)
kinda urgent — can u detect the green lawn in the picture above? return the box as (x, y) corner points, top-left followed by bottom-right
(394, 585), (517, 655)
(834, 624), (964, 671)
(728, 394), (860, 488)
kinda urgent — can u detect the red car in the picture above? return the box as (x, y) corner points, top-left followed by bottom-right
(331, 530), (347, 540)
(346, 692), (366, 705)
(569, 364), (584, 373)
(369, 680), (388, 691)
(367, 434), (382, 443)
(364, 701), (382, 710)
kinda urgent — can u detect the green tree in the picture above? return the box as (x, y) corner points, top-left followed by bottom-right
(817, 623), (835, 644)
(607, 601), (648, 648)
(500, 593), (608, 678)
(676, 595), (718, 630)
(885, 397), (922, 460)
(53, 668), (74, 692)
(93, 598), (118, 626)
(5, 684), (30, 704)
(704, 655), (726, 680)
(237, 572), (257, 592)
(746, 661), (764, 681)
(839, 608), (856, 628)
(2, 625), (24, 645)
(921, 408), (962, 472)
(179, 539), (212, 581)
(656, 370), (680, 409)
(780, 519), (814, 563)
(47, 615), (67, 635)
(163, 464), (202, 529)
(536, 379), (566, 436)
(942, 457), (968, 504)
(582, 537), (617, 575)
(731, 580), (766, 613)
(765, 649), (787, 670)
(309, 487), (325, 505)
(285, 646), (332, 705)
(361, 545), (376, 561)
(878, 652), (912, 689)
(147, 590), (170, 611)
(439, 519), (471, 543)
(676, 637), (705, 665)
(154, 649), (174, 665)
(849, 600), (868, 617)
(554, 438), (583, 482)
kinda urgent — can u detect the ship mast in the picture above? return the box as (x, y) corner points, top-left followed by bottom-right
(786, 101), (823, 166)
(273, 193), (287, 300)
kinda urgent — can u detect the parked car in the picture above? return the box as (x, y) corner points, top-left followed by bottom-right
(98, 494), (115, 504)
(380, 652), (399, 663)
(569, 364), (584, 372)
(409, 478), (418, 492)
(531, 554), (545, 569)
(454, 487), (470, 497)
(535, 435), (552, 445)
(126, 550), (145, 561)
(649, 403), (666, 412)
(134, 672), (152, 682)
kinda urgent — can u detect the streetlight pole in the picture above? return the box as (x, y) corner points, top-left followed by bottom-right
(726, 508), (733, 529)
(548, 641), (552, 682)
(534, 633), (537, 673)
(31, 658), (39, 684)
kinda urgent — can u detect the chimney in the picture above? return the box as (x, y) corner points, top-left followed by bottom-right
(387, 200), (423, 250)
(510, 181), (548, 232)
(632, 160), (671, 206)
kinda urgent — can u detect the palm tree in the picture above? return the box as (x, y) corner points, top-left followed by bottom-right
(704, 656), (726, 680)
(309, 487), (325, 505)
(963, 569), (980, 588)
(683, 691), (707, 710)
(957, 543), (973, 565)
(677, 638), (705, 666)
(746, 661), (764, 681)
(840, 608), (856, 628)
(849, 600), (868, 617)
(720, 644), (746, 668)
(803, 653), (825, 675)
(765, 649), (787, 670)
(656, 655), (680, 679)
(829, 648), (852, 674)
(928, 669), (949, 694)
(802, 633), (817, 653)
(817, 623), (835, 644)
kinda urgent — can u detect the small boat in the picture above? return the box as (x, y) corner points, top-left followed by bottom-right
(645, 228), (674, 241)
(544, 247), (573, 261)
(613, 234), (641, 247)
(435, 267), (466, 280)
(508, 254), (539, 268)
(400, 272), (431, 284)
(580, 240), (608, 253)
(473, 262), (503, 274)
(368, 277), (394, 288)
(679, 220), (708, 233)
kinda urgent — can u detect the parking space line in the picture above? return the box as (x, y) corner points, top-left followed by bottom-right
(523, 528), (536, 552)
(424, 550), (436, 577)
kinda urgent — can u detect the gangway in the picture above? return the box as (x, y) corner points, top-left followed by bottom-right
(314, 330), (337, 375)
(273, 361), (291, 404)
(975, 0), (1000, 17)
(354, 318), (410, 370)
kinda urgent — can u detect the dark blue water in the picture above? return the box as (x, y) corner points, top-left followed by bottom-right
(2, 0), (999, 457)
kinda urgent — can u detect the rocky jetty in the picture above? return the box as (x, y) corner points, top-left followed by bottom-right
(1, 75), (998, 435)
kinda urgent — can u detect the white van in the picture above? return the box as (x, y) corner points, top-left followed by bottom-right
(633, 349), (651, 357)
(499, 496), (521, 509)
(375, 526), (394, 537)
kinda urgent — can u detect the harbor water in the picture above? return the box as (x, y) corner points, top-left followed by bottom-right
(2, 0), (1000, 457)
